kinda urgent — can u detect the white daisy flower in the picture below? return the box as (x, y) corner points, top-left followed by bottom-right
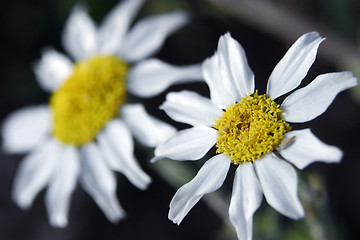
(152, 32), (358, 240)
(1, 0), (203, 228)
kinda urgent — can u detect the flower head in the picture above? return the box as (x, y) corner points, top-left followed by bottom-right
(153, 32), (358, 240)
(2, 0), (203, 228)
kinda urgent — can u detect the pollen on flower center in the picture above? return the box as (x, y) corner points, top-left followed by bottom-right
(50, 55), (128, 146)
(214, 91), (291, 164)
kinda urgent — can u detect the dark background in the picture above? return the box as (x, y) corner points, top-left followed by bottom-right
(0, 0), (359, 239)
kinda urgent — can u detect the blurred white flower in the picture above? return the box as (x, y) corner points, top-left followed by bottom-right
(152, 32), (358, 240)
(1, 0), (203, 228)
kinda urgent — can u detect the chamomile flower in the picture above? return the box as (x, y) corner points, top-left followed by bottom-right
(152, 32), (358, 240)
(1, 0), (203, 228)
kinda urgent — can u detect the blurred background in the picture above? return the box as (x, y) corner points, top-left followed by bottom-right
(0, 0), (359, 239)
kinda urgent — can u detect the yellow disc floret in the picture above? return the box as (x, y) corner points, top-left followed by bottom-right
(214, 91), (291, 164)
(50, 55), (128, 146)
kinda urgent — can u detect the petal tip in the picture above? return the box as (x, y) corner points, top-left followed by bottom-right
(332, 148), (343, 163)
(150, 156), (162, 163)
(293, 207), (305, 220)
(13, 194), (32, 210)
(168, 214), (182, 226)
(168, 9), (190, 24)
(138, 176), (152, 191)
(109, 211), (127, 223)
(50, 216), (68, 228)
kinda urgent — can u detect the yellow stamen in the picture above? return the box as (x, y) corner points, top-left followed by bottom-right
(50, 55), (128, 146)
(214, 91), (291, 164)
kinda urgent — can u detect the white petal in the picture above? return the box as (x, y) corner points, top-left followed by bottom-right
(267, 32), (324, 99)
(127, 59), (203, 98)
(121, 104), (176, 147)
(217, 33), (255, 98)
(80, 143), (126, 222)
(152, 126), (217, 163)
(62, 4), (97, 60)
(120, 10), (189, 62)
(45, 145), (80, 228)
(229, 163), (263, 240)
(98, 119), (151, 190)
(2, 105), (51, 154)
(281, 71), (358, 123)
(202, 54), (235, 109)
(97, 0), (145, 54)
(169, 154), (231, 224)
(12, 138), (58, 209)
(254, 154), (304, 220)
(280, 129), (342, 170)
(33, 48), (73, 92)
(160, 90), (222, 127)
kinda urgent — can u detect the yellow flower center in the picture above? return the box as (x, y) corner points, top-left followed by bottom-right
(50, 55), (128, 146)
(214, 91), (291, 164)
